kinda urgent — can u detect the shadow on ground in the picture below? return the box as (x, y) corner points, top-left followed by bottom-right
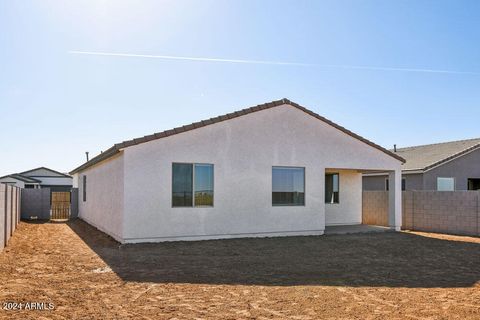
(66, 219), (480, 288)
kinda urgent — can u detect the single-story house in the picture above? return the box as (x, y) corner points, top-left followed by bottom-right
(70, 99), (405, 243)
(0, 167), (73, 192)
(363, 138), (480, 191)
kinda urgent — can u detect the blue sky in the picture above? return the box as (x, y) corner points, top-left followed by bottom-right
(1, 0), (479, 176)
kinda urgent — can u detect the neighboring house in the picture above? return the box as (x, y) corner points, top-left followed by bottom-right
(0, 174), (42, 189)
(0, 167), (73, 192)
(363, 138), (480, 191)
(70, 99), (405, 244)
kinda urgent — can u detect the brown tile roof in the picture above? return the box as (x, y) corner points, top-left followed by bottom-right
(70, 98), (405, 174)
(393, 138), (480, 172)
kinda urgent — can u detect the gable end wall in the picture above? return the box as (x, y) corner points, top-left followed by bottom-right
(122, 104), (401, 241)
(424, 148), (480, 190)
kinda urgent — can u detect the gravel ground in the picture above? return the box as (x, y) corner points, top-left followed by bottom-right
(0, 220), (479, 319)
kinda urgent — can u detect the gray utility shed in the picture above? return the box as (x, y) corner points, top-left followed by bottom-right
(363, 138), (480, 191)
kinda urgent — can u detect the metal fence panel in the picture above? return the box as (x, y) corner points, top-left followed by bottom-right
(21, 188), (51, 220)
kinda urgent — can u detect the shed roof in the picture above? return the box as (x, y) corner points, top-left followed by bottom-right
(70, 98), (405, 174)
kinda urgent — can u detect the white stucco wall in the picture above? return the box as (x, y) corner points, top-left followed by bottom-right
(77, 153), (124, 242)
(117, 104), (401, 243)
(72, 173), (79, 188)
(325, 170), (362, 226)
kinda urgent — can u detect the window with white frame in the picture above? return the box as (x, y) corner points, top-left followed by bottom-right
(437, 177), (455, 191)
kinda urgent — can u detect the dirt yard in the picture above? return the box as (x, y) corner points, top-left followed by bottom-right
(0, 221), (479, 319)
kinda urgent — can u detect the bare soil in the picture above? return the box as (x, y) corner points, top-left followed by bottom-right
(0, 220), (479, 319)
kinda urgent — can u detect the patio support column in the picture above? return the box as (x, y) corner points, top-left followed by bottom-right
(388, 169), (402, 231)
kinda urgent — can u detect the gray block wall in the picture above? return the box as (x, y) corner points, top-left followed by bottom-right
(0, 184), (5, 250)
(406, 191), (479, 236)
(5, 186), (12, 244)
(0, 184), (21, 252)
(363, 190), (480, 236)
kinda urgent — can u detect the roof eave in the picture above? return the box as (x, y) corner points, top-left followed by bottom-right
(422, 143), (480, 173)
(69, 98), (405, 173)
(69, 147), (120, 175)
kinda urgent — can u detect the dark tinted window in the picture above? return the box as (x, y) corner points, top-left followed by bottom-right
(386, 178), (406, 191)
(468, 178), (480, 191)
(83, 175), (87, 202)
(272, 167), (305, 206)
(172, 163), (193, 207)
(325, 173), (339, 204)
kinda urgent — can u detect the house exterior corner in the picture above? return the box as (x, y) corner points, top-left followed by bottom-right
(72, 101), (403, 243)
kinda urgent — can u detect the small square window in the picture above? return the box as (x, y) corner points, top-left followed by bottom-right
(437, 177), (455, 191)
(272, 167), (305, 206)
(468, 178), (480, 191)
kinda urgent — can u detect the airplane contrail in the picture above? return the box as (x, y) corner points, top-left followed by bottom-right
(68, 50), (480, 75)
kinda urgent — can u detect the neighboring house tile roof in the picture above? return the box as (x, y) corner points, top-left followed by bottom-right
(393, 138), (480, 172)
(0, 174), (42, 183)
(70, 98), (405, 174)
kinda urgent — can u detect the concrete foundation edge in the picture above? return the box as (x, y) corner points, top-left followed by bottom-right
(123, 230), (326, 244)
